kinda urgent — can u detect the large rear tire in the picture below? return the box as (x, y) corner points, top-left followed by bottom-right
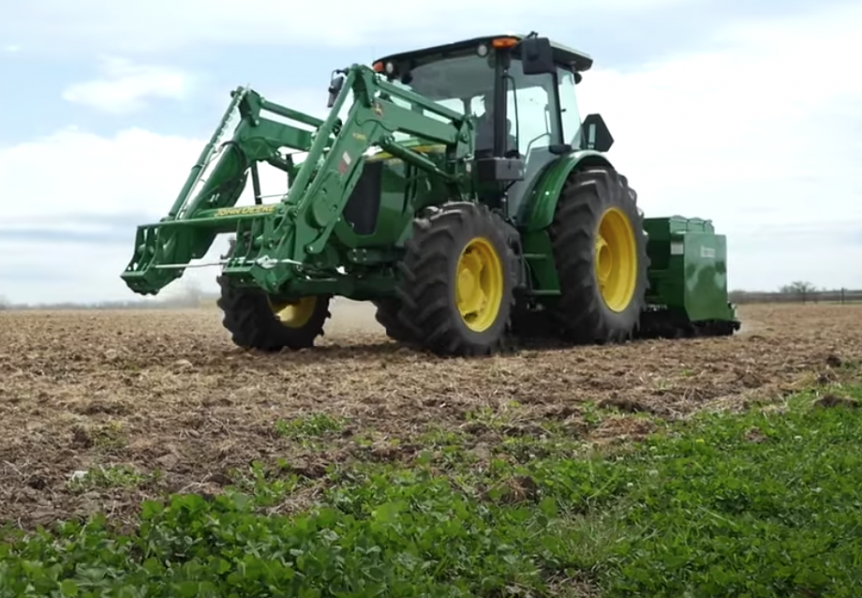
(395, 202), (515, 357)
(548, 166), (649, 343)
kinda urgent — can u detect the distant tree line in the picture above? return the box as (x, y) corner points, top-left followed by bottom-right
(730, 281), (862, 305)
(0, 281), (218, 311)
(2, 280), (860, 310)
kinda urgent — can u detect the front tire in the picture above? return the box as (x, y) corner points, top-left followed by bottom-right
(372, 298), (415, 343)
(216, 276), (331, 351)
(547, 166), (649, 344)
(395, 202), (515, 357)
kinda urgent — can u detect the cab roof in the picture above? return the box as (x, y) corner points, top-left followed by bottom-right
(373, 34), (594, 72)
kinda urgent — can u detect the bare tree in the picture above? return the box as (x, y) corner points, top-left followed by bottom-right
(779, 281), (817, 295)
(779, 281), (818, 304)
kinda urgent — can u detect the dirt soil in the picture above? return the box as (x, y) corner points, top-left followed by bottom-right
(1, 301), (860, 530)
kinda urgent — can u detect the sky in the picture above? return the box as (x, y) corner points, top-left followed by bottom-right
(1, 0), (860, 304)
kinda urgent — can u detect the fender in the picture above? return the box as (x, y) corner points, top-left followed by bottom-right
(521, 149), (613, 232)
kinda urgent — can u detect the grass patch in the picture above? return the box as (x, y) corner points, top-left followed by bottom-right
(67, 465), (158, 493)
(274, 412), (344, 439)
(3, 387), (862, 596)
(225, 461), (307, 508)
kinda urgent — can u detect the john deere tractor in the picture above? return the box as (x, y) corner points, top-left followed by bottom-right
(121, 33), (740, 356)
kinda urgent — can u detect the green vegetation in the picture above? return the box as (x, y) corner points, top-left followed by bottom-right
(275, 413), (345, 439)
(3, 385), (862, 597)
(67, 465), (158, 493)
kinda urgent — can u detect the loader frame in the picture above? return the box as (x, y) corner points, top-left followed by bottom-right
(122, 64), (477, 301)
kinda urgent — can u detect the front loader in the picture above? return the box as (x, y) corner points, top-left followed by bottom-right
(121, 33), (740, 356)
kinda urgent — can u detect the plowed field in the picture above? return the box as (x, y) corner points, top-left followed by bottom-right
(1, 302), (860, 530)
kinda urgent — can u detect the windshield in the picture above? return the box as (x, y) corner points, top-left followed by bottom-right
(386, 53), (494, 142)
(383, 52), (555, 148)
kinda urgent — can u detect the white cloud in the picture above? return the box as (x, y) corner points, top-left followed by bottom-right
(1, 127), (203, 221)
(4, 0), (685, 53)
(62, 57), (192, 113)
(0, 127), (207, 304)
(2, 3), (861, 303)
(4, 44), (21, 53)
(0, 98), (311, 303)
(574, 2), (862, 290)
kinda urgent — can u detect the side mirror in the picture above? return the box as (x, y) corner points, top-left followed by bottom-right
(581, 113), (614, 152)
(327, 74), (345, 108)
(521, 36), (555, 75)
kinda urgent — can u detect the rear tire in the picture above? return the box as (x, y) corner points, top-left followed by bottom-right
(547, 166), (649, 343)
(395, 202), (515, 357)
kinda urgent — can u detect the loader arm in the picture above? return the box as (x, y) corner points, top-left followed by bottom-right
(121, 63), (475, 296)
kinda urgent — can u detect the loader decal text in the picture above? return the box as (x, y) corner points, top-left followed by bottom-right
(214, 205), (276, 217)
(338, 151), (352, 175)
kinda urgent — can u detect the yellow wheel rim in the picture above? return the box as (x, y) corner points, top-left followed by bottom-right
(455, 237), (504, 332)
(268, 296), (317, 328)
(595, 207), (638, 312)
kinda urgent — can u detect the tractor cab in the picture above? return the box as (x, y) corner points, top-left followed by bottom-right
(371, 34), (612, 219)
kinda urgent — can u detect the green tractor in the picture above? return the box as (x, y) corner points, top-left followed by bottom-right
(121, 33), (740, 356)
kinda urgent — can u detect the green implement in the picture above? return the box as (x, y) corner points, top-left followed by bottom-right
(122, 33), (740, 356)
